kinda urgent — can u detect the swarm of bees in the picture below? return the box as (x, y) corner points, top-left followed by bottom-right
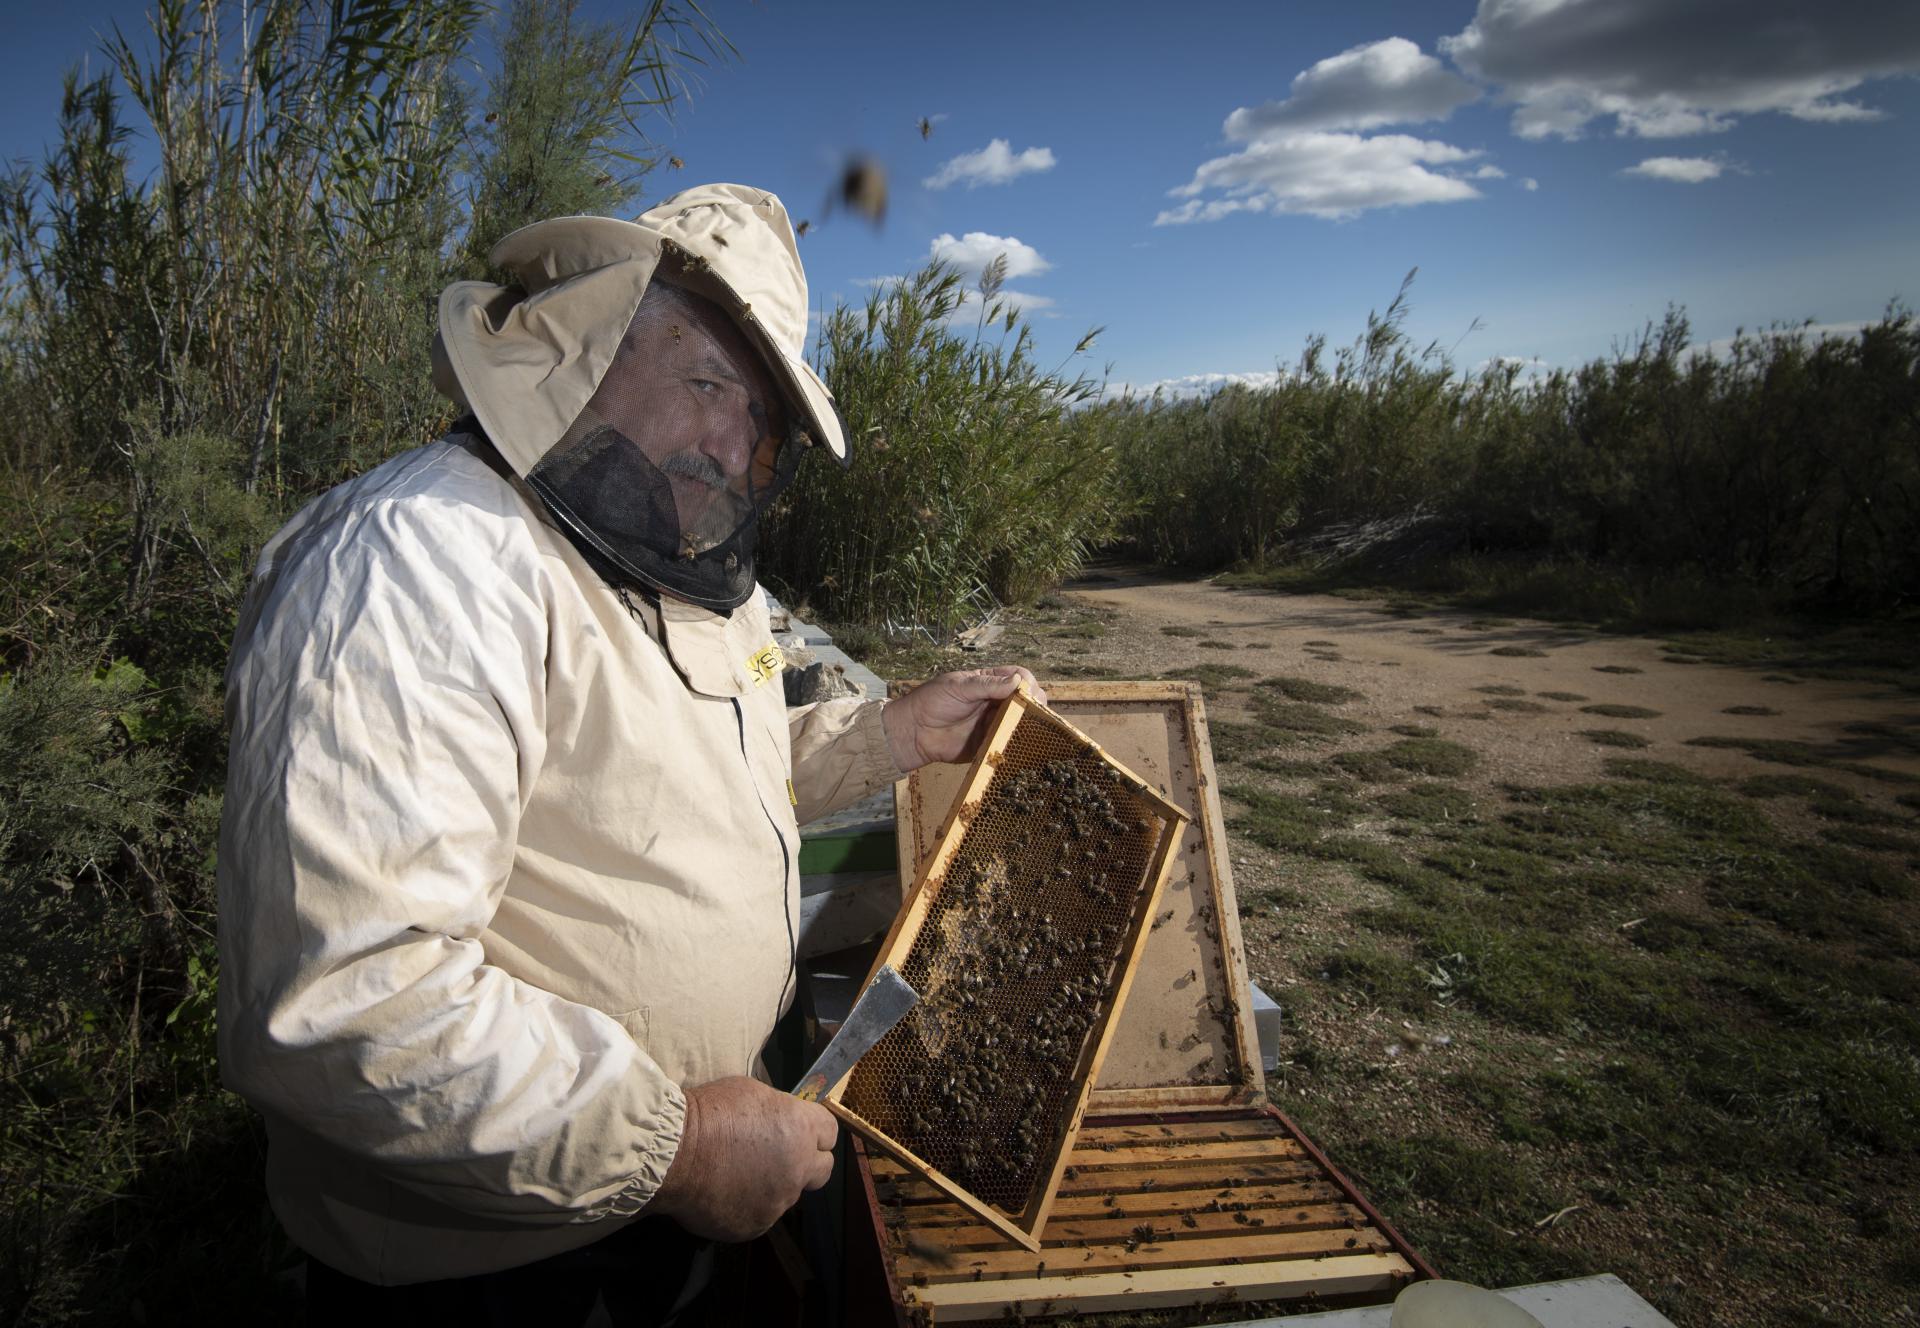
(848, 740), (1167, 1209)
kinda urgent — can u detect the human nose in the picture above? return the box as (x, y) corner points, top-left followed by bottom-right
(699, 394), (767, 481)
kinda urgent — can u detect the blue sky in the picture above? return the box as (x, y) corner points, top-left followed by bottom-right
(5, 0), (1918, 397)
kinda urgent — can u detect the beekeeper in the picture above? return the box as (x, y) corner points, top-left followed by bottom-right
(216, 183), (1039, 1317)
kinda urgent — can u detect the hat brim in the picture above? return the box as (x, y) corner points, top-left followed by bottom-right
(652, 254), (848, 467)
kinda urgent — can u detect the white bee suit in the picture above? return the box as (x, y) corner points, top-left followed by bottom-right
(216, 187), (891, 1285)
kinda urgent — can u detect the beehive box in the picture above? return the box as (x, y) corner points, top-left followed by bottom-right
(827, 688), (1190, 1251)
(854, 681), (1430, 1323)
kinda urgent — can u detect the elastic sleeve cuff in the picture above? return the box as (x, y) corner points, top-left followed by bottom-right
(575, 1079), (689, 1223)
(855, 698), (910, 788)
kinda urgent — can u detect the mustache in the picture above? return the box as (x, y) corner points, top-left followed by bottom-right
(657, 449), (728, 490)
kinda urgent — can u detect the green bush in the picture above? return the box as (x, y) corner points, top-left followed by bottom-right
(761, 261), (1117, 632)
(1092, 278), (1920, 613)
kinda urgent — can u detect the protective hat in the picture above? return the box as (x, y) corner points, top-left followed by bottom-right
(431, 184), (846, 610)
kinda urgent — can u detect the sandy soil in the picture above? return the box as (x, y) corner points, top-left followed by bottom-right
(1055, 567), (1920, 799)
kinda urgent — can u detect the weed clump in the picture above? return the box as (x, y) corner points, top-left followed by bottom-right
(1249, 693), (1368, 743)
(1582, 704), (1662, 719)
(1378, 738), (1479, 777)
(1601, 758), (1713, 787)
(1260, 675), (1364, 705)
(1378, 783), (1477, 824)
(1489, 645), (1547, 658)
(1737, 774), (1852, 799)
(1579, 729), (1652, 748)
(1163, 663), (1256, 689)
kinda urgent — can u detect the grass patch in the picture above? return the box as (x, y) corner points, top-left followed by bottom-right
(1820, 824), (1920, 854)
(1378, 737), (1479, 777)
(1317, 947), (1434, 1011)
(1582, 704), (1662, 719)
(1489, 645), (1548, 658)
(1602, 758), (1714, 786)
(1260, 675), (1364, 705)
(1487, 698), (1547, 713)
(1592, 664), (1642, 674)
(1842, 721), (1920, 754)
(1050, 621), (1108, 639)
(1537, 691), (1587, 702)
(1161, 663), (1257, 689)
(1249, 694), (1369, 743)
(1159, 624), (1203, 637)
(1737, 773), (1854, 800)
(1580, 729), (1652, 748)
(1723, 704), (1780, 716)
(1197, 639), (1236, 649)
(1389, 723), (1439, 738)
(1331, 749), (1405, 782)
(1473, 684), (1526, 697)
(1377, 783), (1478, 825)
(1047, 662), (1118, 678)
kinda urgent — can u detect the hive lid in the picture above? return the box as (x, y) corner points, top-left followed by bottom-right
(894, 681), (1264, 1111)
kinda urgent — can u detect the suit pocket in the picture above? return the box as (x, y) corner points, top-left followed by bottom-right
(612, 1006), (650, 1045)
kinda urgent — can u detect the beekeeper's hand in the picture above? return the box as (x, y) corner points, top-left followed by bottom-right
(648, 1076), (837, 1242)
(883, 666), (1047, 771)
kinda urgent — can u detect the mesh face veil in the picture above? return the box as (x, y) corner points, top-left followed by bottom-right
(527, 279), (803, 611)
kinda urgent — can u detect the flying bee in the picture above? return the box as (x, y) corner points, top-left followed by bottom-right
(795, 219), (812, 238)
(668, 155), (684, 169)
(918, 116), (933, 140)
(835, 157), (888, 226)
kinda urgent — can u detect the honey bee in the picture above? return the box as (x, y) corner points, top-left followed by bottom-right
(668, 155), (684, 169)
(795, 219), (812, 238)
(918, 116), (933, 140)
(836, 157), (888, 226)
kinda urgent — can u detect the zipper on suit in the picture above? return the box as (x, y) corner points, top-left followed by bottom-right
(733, 697), (796, 1031)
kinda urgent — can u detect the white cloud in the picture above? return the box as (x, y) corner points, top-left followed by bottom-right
(1101, 371), (1284, 404)
(927, 232), (1052, 281)
(1224, 37), (1480, 136)
(1442, 0), (1920, 139)
(1157, 130), (1483, 224)
(922, 139), (1057, 190)
(1468, 163), (1507, 179)
(1163, 39), (1492, 225)
(1622, 155), (1730, 183)
(1522, 177), (1539, 191)
(852, 274), (904, 289)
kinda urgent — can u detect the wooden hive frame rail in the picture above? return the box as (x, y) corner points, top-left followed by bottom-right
(826, 688), (1190, 1252)
(857, 1108), (1426, 1324)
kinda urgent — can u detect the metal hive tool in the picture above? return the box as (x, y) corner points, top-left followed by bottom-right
(827, 687), (1189, 1250)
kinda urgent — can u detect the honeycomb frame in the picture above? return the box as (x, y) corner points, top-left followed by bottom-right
(825, 687), (1189, 1251)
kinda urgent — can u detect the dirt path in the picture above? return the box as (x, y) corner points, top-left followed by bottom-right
(1056, 569), (1919, 798)
(996, 570), (1920, 1326)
